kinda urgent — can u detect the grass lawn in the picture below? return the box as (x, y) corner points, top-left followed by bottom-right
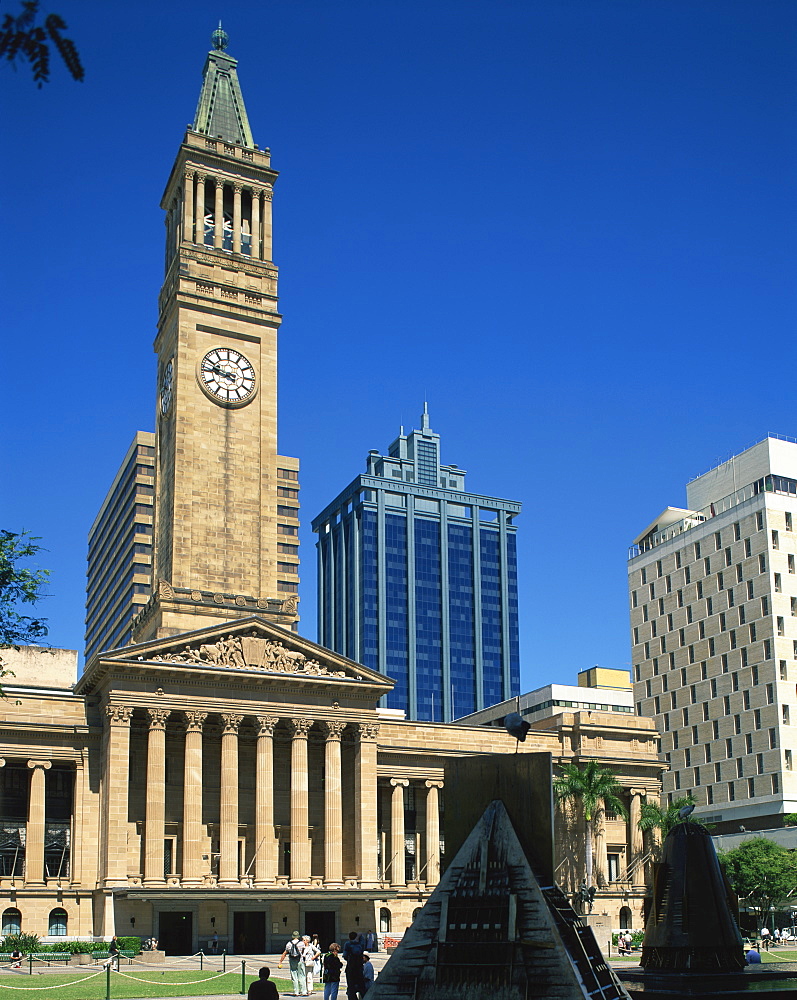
(0, 969), (295, 998)
(761, 948), (797, 963)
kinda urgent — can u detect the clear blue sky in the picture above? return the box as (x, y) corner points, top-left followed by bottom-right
(3, 1), (796, 690)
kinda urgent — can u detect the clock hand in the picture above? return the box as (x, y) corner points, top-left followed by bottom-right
(210, 364), (237, 382)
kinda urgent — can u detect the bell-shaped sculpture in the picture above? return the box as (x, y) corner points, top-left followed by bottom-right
(641, 821), (745, 972)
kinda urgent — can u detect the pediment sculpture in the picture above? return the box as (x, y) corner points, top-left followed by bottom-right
(138, 633), (351, 678)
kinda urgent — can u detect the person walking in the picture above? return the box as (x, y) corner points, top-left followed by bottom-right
(212, 931), (219, 954)
(106, 936), (120, 971)
(248, 966), (279, 999)
(342, 931), (365, 1000)
(362, 952), (375, 994)
(279, 930), (305, 996)
(300, 933), (320, 995)
(322, 942), (343, 1000)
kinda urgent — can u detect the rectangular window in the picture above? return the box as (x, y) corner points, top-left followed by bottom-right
(720, 612), (727, 632)
(694, 541), (701, 559)
(792, 597), (797, 616)
(632, 590), (638, 608)
(724, 695), (731, 715)
(759, 554), (767, 574)
(681, 667), (688, 686)
(704, 557), (711, 575)
(790, 554), (795, 574)
(745, 733), (753, 754)
(685, 566), (691, 584)
(737, 564), (744, 583)
(735, 714), (742, 735)
(699, 620), (705, 638)
(707, 785), (714, 805)
(736, 757), (744, 778)
(754, 708), (762, 729)
(748, 777), (755, 798)
(713, 719), (720, 739)
(770, 728), (777, 749)
(722, 653), (729, 673)
(654, 695), (660, 713)
(718, 572), (725, 590)
(745, 538), (752, 557)
(277, 524), (298, 535)
(685, 748), (691, 767)
(671, 692), (677, 709)
(781, 660), (788, 680)
(701, 661), (708, 680)
(752, 665), (759, 685)
(677, 589), (684, 608)
(750, 622), (757, 642)
(786, 749), (793, 770)
(730, 629), (737, 649)
(778, 616), (785, 636)
(757, 512), (764, 531)
(682, 707), (689, 726)
(657, 559), (663, 577)
(703, 702), (710, 721)
(690, 684), (697, 704)
(715, 530), (722, 550)
(732, 672), (739, 692)
(715, 762), (722, 782)
(705, 741), (712, 761)
(728, 782), (735, 801)
(743, 690), (751, 710)
(666, 575), (672, 593)
(757, 753), (765, 775)
(674, 771), (681, 789)
(726, 738), (733, 757)
(641, 568), (647, 585)
(676, 551), (682, 569)
(772, 530), (780, 550)
(650, 582), (655, 600)
(787, 512), (793, 531)
(773, 773), (780, 794)
(711, 678), (718, 698)
(747, 580), (754, 599)
(767, 683), (775, 704)
(679, 628), (686, 647)
(741, 647), (749, 667)
(739, 604), (746, 625)
(728, 587), (735, 607)
(776, 573), (783, 593)
(687, 605), (693, 624)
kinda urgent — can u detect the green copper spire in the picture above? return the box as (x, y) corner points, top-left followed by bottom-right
(192, 25), (254, 148)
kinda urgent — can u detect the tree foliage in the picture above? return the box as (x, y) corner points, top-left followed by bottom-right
(0, 530), (49, 646)
(554, 760), (629, 885)
(718, 837), (797, 922)
(638, 795), (700, 837)
(0, 1), (84, 86)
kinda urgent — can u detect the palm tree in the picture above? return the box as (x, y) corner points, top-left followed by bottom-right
(553, 760), (628, 886)
(638, 794), (698, 839)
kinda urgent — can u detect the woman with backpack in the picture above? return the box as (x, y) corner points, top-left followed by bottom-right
(278, 931), (304, 996)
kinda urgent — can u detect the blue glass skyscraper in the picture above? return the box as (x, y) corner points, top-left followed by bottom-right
(312, 407), (521, 722)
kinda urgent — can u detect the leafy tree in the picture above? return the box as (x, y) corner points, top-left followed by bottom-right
(638, 795), (699, 838)
(553, 760), (628, 886)
(1, 1), (84, 86)
(718, 837), (797, 924)
(0, 530), (49, 647)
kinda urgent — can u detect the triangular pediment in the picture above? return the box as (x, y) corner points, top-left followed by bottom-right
(77, 616), (393, 696)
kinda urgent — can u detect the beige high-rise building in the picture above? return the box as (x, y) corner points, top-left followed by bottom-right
(129, 27), (300, 644)
(629, 436), (797, 833)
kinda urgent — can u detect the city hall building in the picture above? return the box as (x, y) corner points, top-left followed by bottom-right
(0, 29), (663, 952)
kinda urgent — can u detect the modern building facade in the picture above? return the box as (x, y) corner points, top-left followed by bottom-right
(629, 436), (797, 832)
(312, 407), (522, 722)
(85, 432), (155, 661)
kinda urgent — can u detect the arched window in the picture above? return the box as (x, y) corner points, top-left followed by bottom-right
(412, 907), (422, 922)
(379, 907), (391, 934)
(2, 908), (21, 935)
(48, 908), (67, 936)
(619, 906), (632, 930)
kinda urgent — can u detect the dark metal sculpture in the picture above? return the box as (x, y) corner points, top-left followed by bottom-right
(641, 821), (745, 972)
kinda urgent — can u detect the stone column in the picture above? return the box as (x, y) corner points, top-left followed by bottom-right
(103, 705), (132, 886)
(255, 715), (278, 886)
(195, 174), (206, 245)
(232, 183), (242, 254)
(214, 179), (224, 249)
(629, 789), (645, 888)
(183, 171), (194, 244)
(424, 780), (443, 888)
(251, 188), (261, 260)
(355, 723), (380, 888)
(289, 718), (313, 885)
(389, 779), (408, 887)
(262, 183), (273, 261)
(219, 714), (242, 887)
(143, 708), (170, 886)
(182, 712), (207, 886)
(322, 721), (346, 886)
(25, 760), (51, 885)
(70, 755), (85, 887)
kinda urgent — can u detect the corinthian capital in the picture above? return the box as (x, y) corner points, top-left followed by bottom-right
(357, 722), (380, 742)
(147, 708), (170, 730)
(256, 715), (279, 737)
(221, 714), (243, 734)
(184, 711), (207, 733)
(290, 717), (313, 739)
(322, 720), (347, 741)
(105, 705), (133, 726)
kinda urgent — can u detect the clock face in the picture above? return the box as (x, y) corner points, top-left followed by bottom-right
(198, 348), (257, 406)
(160, 359), (174, 415)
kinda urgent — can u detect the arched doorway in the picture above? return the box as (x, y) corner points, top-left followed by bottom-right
(619, 906), (632, 930)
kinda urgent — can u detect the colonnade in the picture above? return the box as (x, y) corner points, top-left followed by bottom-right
(103, 706), (442, 892)
(165, 170), (274, 265)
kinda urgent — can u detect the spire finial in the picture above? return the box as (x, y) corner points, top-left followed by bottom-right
(211, 21), (229, 51)
(421, 401), (430, 431)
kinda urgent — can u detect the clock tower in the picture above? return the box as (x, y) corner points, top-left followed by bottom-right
(133, 26), (300, 642)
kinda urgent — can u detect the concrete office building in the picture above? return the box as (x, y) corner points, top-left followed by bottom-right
(629, 436), (797, 832)
(312, 407), (521, 722)
(85, 433), (155, 661)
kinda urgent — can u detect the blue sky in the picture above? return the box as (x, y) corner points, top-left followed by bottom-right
(3, 0), (796, 689)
